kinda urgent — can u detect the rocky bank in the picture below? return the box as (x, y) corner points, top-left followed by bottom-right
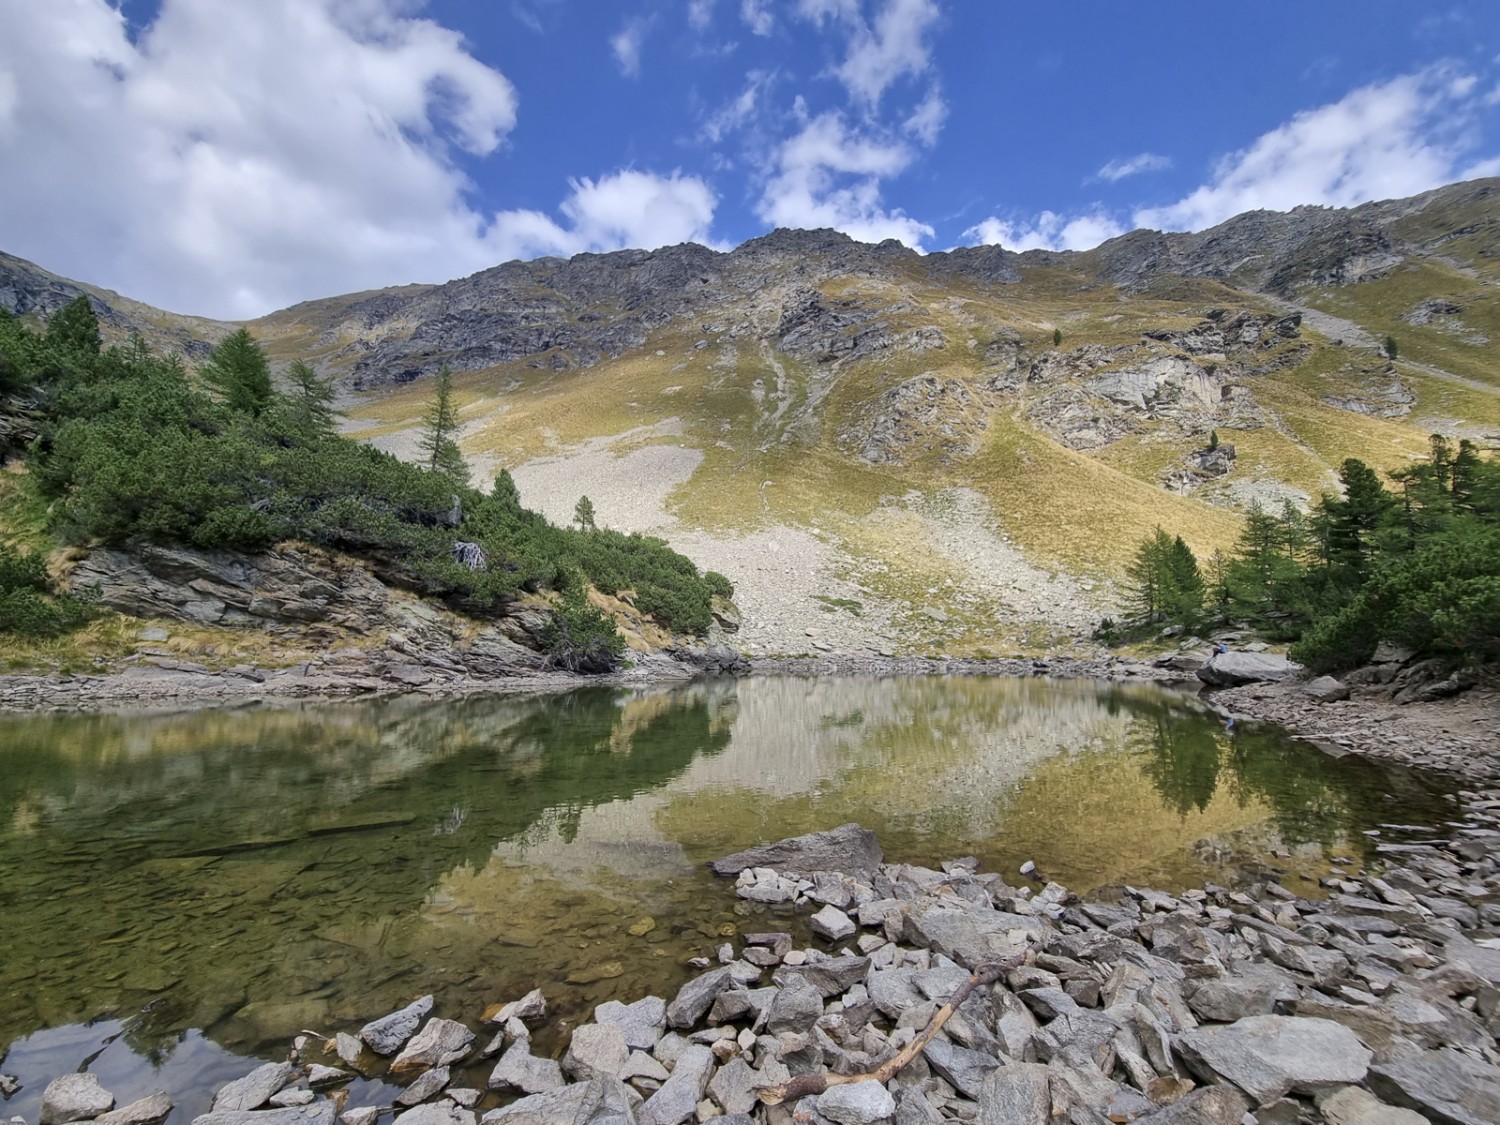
(11, 817), (1500, 1125)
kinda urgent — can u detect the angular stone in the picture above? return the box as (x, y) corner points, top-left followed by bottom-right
(772, 955), (870, 998)
(333, 1034), (363, 1067)
(393, 1019), (476, 1072)
(709, 824), (884, 881)
(620, 1051), (670, 1085)
(213, 1064), (296, 1113)
(1318, 1086), (1430, 1125)
(867, 969), (923, 1018)
(267, 1092), (314, 1109)
(397, 1106), (474, 1125)
(563, 1024), (630, 1083)
(816, 1081), (895, 1125)
(193, 1108), (337, 1125)
(1303, 676), (1351, 702)
(768, 977), (825, 1034)
(810, 905), (857, 943)
(1369, 1049), (1500, 1125)
(637, 1044), (714, 1125)
(480, 1084), (592, 1125)
(1136, 1086), (1248, 1125)
(666, 967), (734, 1029)
(903, 905), (1041, 969)
(360, 995), (434, 1056)
(1177, 1015), (1371, 1106)
(978, 1062), (1048, 1125)
(341, 1109), (378, 1125)
(40, 1076), (115, 1125)
(707, 1057), (758, 1117)
(922, 1038), (999, 1100)
(305, 1067), (349, 1088)
(488, 1040), (564, 1096)
(95, 1094), (172, 1125)
(395, 1066), (450, 1107)
(595, 996), (667, 1051)
(1196, 652), (1302, 687)
(1186, 964), (1298, 1022)
(491, 989), (546, 1025)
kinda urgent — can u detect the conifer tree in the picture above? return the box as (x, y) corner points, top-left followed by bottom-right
(201, 328), (274, 415)
(284, 360), (340, 441)
(418, 365), (469, 486)
(574, 494), (596, 532)
(46, 296), (101, 357)
(492, 468), (521, 508)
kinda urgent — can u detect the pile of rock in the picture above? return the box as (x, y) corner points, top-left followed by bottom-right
(18, 814), (1500, 1125)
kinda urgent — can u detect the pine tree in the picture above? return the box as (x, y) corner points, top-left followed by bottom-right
(492, 468), (521, 508)
(574, 494), (597, 532)
(1052, 327), (1063, 347)
(46, 296), (101, 357)
(201, 328), (274, 415)
(284, 360), (340, 441)
(1226, 503), (1307, 629)
(418, 365), (469, 486)
(1125, 528), (1204, 630)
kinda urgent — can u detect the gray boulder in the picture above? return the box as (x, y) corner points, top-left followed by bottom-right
(488, 1040), (564, 1095)
(767, 977), (825, 1034)
(563, 1023), (630, 1083)
(394, 1107), (473, 1125)
(212, 1064), (296, 1113)
(191, 1107), (336, 1125)
(40, 1075), (115, 1125)
(709, 824), (884, 881)
(393, 1018), (475, 1071)
(595, 996), (667, 1051)
(666, 967), (734, 1029)
(636, 1044), (714, 1125)
(978, 1063), (1049, 1125)
(360, 995), (434, 1056)
(1302, 675), (1351, 702)
(395, 1066), (450, 1106)
(1135, 1086), (1249, 1125)
(1197, 652), (1303, 687)
(1177, 1015), (1371, 1105)
(1186, 963), (1299, 1022)
(816, 1081), (896, 1125)
(1369, 1049), (1500, 1125)
(1317, 1086), (1430, 1125)
(94, 1094), (172, 1125)
(481, 1077), (634, 1125)
(922, 1038), (1000, 1099)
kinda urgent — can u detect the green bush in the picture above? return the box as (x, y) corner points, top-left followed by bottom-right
(704, 571), (734, 600)
(544, 585), (625, 673)
(0, 544), (96, 637)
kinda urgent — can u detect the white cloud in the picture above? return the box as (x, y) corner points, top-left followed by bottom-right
(702, 69), (774, 143)
(741, 0), (774, 36)
(1096, 152), (1171, 182)
(757, 110), (933, 246)
(798, 0), (941, 108)
(903, 84), (947, 146)
(964, 210), (1125, 252)
(0, 0), (716, 320)
(1136, 66), (1500, 232)
(490, 170), (719, 259)
(687, 0), (716, 31)
(611, 18), (648, 78)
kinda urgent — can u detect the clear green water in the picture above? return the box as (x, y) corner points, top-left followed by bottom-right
(0, 676), (1456, 1119)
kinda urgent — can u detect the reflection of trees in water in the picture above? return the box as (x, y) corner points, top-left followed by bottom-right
(1127, 701), (1450, 849)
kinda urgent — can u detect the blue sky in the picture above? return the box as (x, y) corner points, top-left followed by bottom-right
(1, 1), (1497, 318)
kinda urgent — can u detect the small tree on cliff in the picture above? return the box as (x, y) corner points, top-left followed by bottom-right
(574, 494), (597, 532)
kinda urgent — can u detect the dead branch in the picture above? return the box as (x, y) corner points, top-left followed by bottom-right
(756, 952), (1024, 1106)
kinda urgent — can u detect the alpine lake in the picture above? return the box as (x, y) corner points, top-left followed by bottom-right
(0, 675), (1461, 1120)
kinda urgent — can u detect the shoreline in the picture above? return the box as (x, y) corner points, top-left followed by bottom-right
(2, 651), (1498, 785)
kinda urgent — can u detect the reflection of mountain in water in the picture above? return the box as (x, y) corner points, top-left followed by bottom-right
(0, 676), (1454, 1072)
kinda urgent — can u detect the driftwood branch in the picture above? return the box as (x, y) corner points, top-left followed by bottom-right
(756, 952), (1024, 1106)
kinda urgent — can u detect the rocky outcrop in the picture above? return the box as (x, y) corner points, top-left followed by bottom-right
(1197, 652), (1303, 687)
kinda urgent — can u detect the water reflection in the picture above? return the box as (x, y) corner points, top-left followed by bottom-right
(0, 675), (1453, 1094)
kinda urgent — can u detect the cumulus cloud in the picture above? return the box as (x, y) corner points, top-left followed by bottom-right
(1096, 152), (1171, 182)
(0, 0), (716, 319)
(491, 170), (718, 259)
(964, 210), (1125, 252)
(611, 18), (648, 78)
(1136, 66), (1500, 231)
(798, 0), (941, 108)
(687, 0), (716, 31)
(741, 0), (774, 36)
(757, 108), (933, 246)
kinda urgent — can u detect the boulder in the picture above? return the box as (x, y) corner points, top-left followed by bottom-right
(1196, 653), (1303, 687)
(393, 1018), (475, 1071)
(1302, 676), (1351, 703)
(360, 994), (434, 1056)
(1186, 963), (1299, 1022)
(191, 1107), (336, 1125)
(1369, 1049), (1500, 1125)
(480, 1077), (635, 1125)
(816, 1081), (896, 1125)
(767, 977), (825, 1034)
(40, 1075), (115, 1125)
(595, 996), (667, 1051)
(397, 1107), (474, 1125)
(1177, 1015), (1371, 1105)
(1317, 1086), (1430, 1125)
(212, 1064), (296, 1113)
(636, 1044), (714, 1125)
(395, 1066), (450, 1106)
(488, 1041), (564, 1095)
(709, 824), (884, 881)
(94, 1095), (172, 1125)
(810, 905), (857, 942)
(978, 1063), (1049, 1125)
(1135, 1086), (1249, 1125)
(666, 967), (734, 1029)
(563, 1023), (630, 1083)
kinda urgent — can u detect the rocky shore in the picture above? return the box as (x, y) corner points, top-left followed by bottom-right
(11, 818), (1500, 1125)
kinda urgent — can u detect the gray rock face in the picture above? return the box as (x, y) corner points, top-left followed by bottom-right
(816, 1081), (896, 1125)
(1369, 1049), (1500, 1125)
(922, 1038), (1000, 1099)
(488, 1040), (564, 1095)
(360, 995), (435, 1056)
(212, 1063), (297, 1113)
(393, 1018), (476, 1071)
(1318, 1086), (1431, 1125)
(594, 996), (666, 1051)
(772, 955), (871, 998)
(636, 1044), (714, 1125)
(666, 967), (734, 1029)
(191, 1105), (336, 1125)
(706, 1057), (759, 1117)
(1186, 963), (1299, 1022)
(767, 977), (825, 1034)
(710, 825), (883, 881)
(978, 1063), (1049, 1125)
(93, 1094), (172, 1125)
(40, 1075), (116, 1125)
(1177, 1015), (1371, 1105)
(903, 905), (1041, 969)
(1196, 652), (1304, 687)
(563, 1024), (630, 1083)
(810, 905), (857, 942)
(395, 1066), (450, 1106)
